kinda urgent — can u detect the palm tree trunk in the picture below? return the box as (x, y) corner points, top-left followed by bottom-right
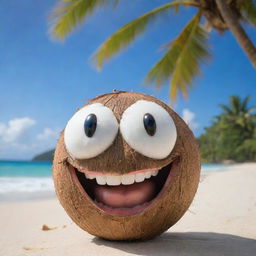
(215, 0), (256, 68)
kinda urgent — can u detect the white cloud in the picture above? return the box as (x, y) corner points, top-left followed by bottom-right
(182, 109), (199, 131)
(35, 127), (60, 156)
(37, 127), (59, 141)
(0, 117), (36, 143)
(0, 117), (60, 160)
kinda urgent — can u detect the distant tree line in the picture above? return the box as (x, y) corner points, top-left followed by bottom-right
(32, 150), (54, 162)
(198, 95), (256, 162)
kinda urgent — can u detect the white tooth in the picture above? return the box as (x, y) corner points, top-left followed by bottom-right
(135, 173), (145, 183)
(152, 170), (159, 176)
(85, 173), (96, 180)
(145, 171), (152, 179)
(106, 176), (121, 186)
(96, 176), (106, 185)
(121, 174), (135, 185)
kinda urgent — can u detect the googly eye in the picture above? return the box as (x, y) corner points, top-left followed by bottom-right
(64, 103), (118, 159)
(84, 114), (97, 137)
(143, 113), (156, 136)
(120, 100), (177, 159)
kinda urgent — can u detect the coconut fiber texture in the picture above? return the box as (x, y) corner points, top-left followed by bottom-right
(53, 91), (200, 241)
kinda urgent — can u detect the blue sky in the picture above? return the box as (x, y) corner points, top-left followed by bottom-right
(0, 0), (255, 160)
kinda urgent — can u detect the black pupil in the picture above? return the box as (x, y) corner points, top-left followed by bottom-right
(84, 114), (97, 137)
(143, 113), (156, 136)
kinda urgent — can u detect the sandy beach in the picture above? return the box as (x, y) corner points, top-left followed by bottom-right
(0, 163), (255, 256)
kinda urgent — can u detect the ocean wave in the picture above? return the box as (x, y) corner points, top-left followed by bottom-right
(0, 177), (54, 193)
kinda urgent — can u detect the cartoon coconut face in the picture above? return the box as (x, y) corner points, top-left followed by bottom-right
(53, 91), (200, 240)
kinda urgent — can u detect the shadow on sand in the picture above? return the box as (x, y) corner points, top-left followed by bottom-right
(92, 232), (256, 256)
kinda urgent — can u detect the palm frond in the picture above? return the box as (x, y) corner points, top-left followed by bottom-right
(92, 1), (199, 69)
(145, 11), (211, 101)
(239, 0), (256, 26)
(230, 96), (241, 114)
(241, 95), (251, 111)
(219, 104), (233, 114)
(241, 95), (256, 114)
(49, 0), (119, 40)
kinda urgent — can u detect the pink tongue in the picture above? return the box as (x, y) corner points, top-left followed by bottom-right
(94, 180), (156, 208)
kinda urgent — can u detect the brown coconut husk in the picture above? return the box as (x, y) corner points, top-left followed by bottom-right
(53, 91), (200, 240)
(200, 0), (242, 33)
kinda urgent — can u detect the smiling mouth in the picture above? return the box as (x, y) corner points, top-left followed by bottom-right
(68, 159), (178, 216)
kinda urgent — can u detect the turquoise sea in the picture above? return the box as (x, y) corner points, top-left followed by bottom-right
(0, 160), (229, 201)
(0, 161), (53, 201)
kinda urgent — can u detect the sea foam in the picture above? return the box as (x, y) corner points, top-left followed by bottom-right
(0, 177), (54, 193)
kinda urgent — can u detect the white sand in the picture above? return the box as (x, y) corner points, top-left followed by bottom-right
(0, 163), (256, 256)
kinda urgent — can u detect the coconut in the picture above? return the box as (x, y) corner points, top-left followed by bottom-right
(53, 91), (200, 240)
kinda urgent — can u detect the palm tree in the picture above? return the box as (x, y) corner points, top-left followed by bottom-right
(49, 0), (256, 100)
(219, 95), (256, 134)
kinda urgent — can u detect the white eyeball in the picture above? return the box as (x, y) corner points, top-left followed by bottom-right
(120, 100), (177, 159)
(64, 103), (118, 159)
